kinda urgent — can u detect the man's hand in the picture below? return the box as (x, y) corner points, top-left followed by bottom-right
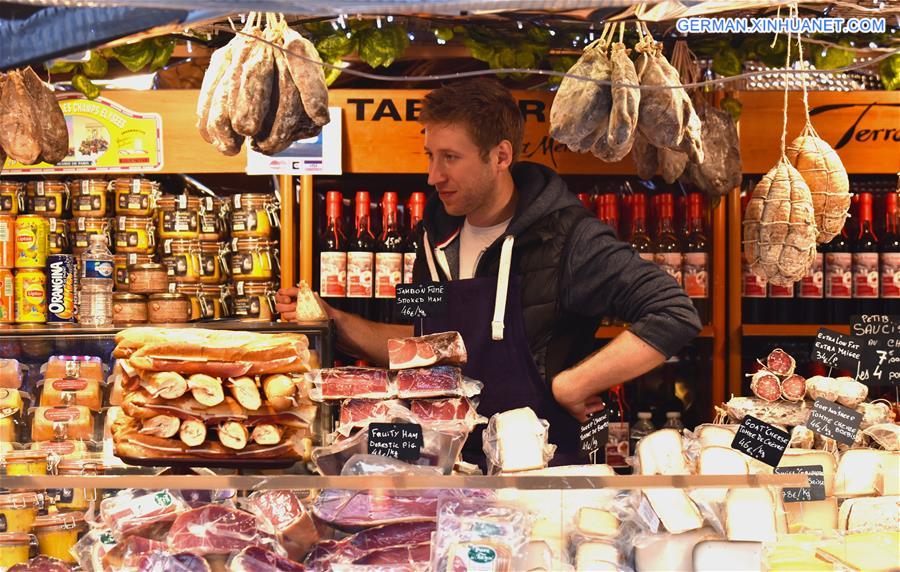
(274, 287), (299, 321)
(551, 369), (606, 423)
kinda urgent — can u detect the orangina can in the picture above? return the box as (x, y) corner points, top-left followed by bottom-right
(14, 269), (47, 323)
(0, 269), (13, 323)
(0, 215), (14, 268)
(14, 215), (49, 269)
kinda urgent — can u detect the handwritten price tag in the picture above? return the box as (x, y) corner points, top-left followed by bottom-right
(731, 415), (790, 468)
(395, 283), (447, 319)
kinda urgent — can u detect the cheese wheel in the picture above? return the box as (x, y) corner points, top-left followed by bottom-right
(838, 496), (900, 533)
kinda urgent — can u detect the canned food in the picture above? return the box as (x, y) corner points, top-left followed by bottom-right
(25, 181), (69, 217)
(0, 215), (14, 268)
(14, 269), (46, 323)
(33, 511), (86, 563)
(14, 215), (49, 269)
(231, 238), (277, 281)
(200, 197), (228, 241)
(128, 263), (167, 294)
(115, 216), (155, 254)
(199, 241), (228, 285)
(69, 218), (112, 256)
(157, 195), (200, 240)
(161, 239), (201, 283)
(112, 178), (159, 217)
(113, 293), (147, 324)
(147, 293), (190, 324)
(47, 218), (69, 255)
(0, 182), (24, 215)
(231, 193), (278, 239)
(46, 254), (76, 323)
(113, 253), (153, 291)
(71, 179), (110, 217)
(0, 268), (13, 323)
(234, 281), (276, 320)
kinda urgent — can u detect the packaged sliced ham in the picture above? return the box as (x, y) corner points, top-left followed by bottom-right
(388, 331), (467, 370)
(228, 546), (306, 572)
(409, 397), (486, 431)
(312, 488), (449, 532)
(337, 399), (408, 436)
(246, 490), (319, 561)
(132, 551), (213, 572)
(100, 489), (189, 538)
(394, 366), (481, 399)
(307, 367), (394, 401)
(166, 504), (275, 556)
(303, 522), (436, 570)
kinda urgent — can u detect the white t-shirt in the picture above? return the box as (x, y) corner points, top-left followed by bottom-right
(458, 217), (511, 279)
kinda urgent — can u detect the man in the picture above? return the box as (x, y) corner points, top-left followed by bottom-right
(277, 79), (701, 464)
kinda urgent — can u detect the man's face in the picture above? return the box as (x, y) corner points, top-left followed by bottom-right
(424, 123), (497, 217)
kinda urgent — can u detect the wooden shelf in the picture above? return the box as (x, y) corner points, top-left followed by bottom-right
(596, 325), (715, 339)
(742, 324), (851, 337)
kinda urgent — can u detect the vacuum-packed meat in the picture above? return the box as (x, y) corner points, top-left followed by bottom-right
(100, 489), (188, 538)
(409, 397), (484, 431)
(247, 490), (319, 561)
(312, 489), (444, 531)
(353, 542), (432, 566)
(308, 367), (393, 400)
(228, 546), (306, 572)
(395, 366), (466, 398)
(304, 522), (436, 570)
(7, 556), (71, 572)
(388, 332), (467, 370)
(337, 399), (406, 435)
(136, 551), (212, 572)
(166, 505), (272, 556)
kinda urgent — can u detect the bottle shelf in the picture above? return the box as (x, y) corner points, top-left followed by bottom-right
(596, 325), (715, 339)
(741, 324), (851, 337)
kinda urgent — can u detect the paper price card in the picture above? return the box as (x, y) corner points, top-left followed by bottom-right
(580, 409), (610, 460)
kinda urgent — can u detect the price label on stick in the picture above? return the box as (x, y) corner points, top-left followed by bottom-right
(807, 398), (862, 446)
(395, 283), (447, 319)
(810, 328), (863, 372)
(580, 409), (609, 462)
(731, 415), (790, 468)
(775, 465), (826, 503)
(367, 423), (423, 461)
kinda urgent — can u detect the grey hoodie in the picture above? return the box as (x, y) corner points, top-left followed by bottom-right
(414, 161), (702, 358)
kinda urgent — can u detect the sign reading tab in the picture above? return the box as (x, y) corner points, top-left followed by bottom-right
(807, 398), (862, 446)
(731, 415), (790, 468)
(811, 328), (863, 372)
(395, 283), (447, 319)
(580, 409), (610, 458)
(368, 422), (423, 461)
(774, 465), (825, 503)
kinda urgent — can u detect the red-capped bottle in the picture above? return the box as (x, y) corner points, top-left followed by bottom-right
(577, 193), (593, 214)
(741, 191), (767, 324)
(684, 192), (709, 324)
(798, 241), (825, 324)
(375, 192), (403, 322)
(654, 194), (683, 288)
(346, 191), (375, 318)
(880, 191), (900, 315)
(825, 226), (853, 325)
(403, 192), (426, 285)
(318, 191), (347, 309)
(852, 192), (880, 316)
(630, 193), (653, 262)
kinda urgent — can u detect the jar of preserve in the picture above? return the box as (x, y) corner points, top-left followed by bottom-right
(113, 253), (153, 291)
(199, 242), (228, 285)
(157, 195), (200, 240)
(161, 239), (201, 284)
(0, 532), (35, 569)
(47, 218), (69, 255)
(234, 281), (276, 320)
(231, 193), (279, 239)
(115, 216), (155, 254)
(231, 238), (277, 282)
(112, 178), (159, 217)
(0, 181), (24, 215)
(3, 450), (48, 476)
(69, 218), (112, 256)
(147, 293), (190, 323)
(26, 181), (69, 217)
(177, 285), (207, 321)
(52, 458), (104, 511)
(202, 285), (228, 319)
(112, 293), (147, 324)
(128, 263), (167, 294)
(0, 493), (42, 532)
(199, 197), (228, 241)
(32, 512), (86, 563)
(70, 179), (110, 217)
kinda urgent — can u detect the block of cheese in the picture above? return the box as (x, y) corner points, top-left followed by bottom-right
(764, 533), (834, 571)
(783, 497), (838, 532)
(515, 464), (618, 518)
(816, 531), (900, 571)
(699, 446), (749, 474)
(492, 407), (549, 472)
(575, 508), (619, 538)
(529, 519), (563, 557)
(778, 448), (837, 497)
(575, 541), (619, 571)
(696, 424), (738, 448)
(835, 449), (890, 497)
(644, 488), (704, 534)
(724, 488), (779, 542)
(875, 452), (899, 496)
(637, 428), (689, 475)
(693, 540), (763, 571)
(634, 526), (720, 571)
(838, 496), (900, 533)
(515, 540), (553, 571)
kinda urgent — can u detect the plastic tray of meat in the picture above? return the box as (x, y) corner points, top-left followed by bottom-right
(307, 367), (394, 401)
(388, 332), (467, 370)
(409, 397), (486, 431)
(394, 366), (482, 399)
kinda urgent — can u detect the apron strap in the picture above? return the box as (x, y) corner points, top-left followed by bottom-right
(491, 235), (515, 341)
(435, 249), (453, 280)
(422, 230), (440, 282)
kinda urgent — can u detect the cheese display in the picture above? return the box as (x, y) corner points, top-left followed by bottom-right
(779, 449), (837, 496)
(838, 496), (900, 533)
(783, 498), (839, 532)
(634, 526), (720, 571)
(482, 407), (554, 473)
(834, 449), (891, 497)
(724, 488), (781, 542)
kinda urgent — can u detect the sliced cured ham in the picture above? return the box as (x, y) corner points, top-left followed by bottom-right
(166, 505), (272, 556)
(303, 522), (436, 569)
(136, 551), (212, 572)
(309, 367), (393, 400)
(228, 546), (306, 572)
(247, 490), (319, 561)
(337, 399), (404, 434)
(312, 489), (445, 531)
(387, 331), (467, 370)
(395, 366), (466, 398)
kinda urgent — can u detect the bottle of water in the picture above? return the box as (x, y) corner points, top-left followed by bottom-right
(78, 234), (114, 326)
(664, 411), (684, 431)
(630, 411), (655, 455)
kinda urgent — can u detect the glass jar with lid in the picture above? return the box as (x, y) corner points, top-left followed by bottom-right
(128, 263), (167, 294)
(26, 180), (69, 217)
(69, 217), (113, 256)
(157, 195), (200, 240)
(0, 532), (35, 569)
(0, 492), (42, 532)
(112, 178), (159, 217)
(233, 281), (277, 320)
(52, 458), (105, 511)
(0, 181), (24, 215)
(112, 293), (148, 325)
(147, 293), (191, 323)
(199, 241), (229, 284)
(32, 511), (87, 563)
(113, 253), (153, 291)
(70, 179), (110, 217)
(47, 218), (69, 255)
(115, 216), (156, 254)
(231, 238), (278, 282)
(199, 197), (229, 241)
(231, 193), (279, 239)
(161, 239), (202, 284)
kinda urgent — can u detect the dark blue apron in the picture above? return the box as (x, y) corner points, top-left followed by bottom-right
(418, 235), (582, 467)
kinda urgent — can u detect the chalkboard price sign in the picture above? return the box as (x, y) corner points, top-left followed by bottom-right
(368, 423), (424, 461)
(395, 283), (447, 319)
(811, 328), (863, 372)
(580, 409), (610, 457)
(731, 415), (790, 468)
(850, 314), (900, 346)
(807, 398), (862, 446)
(857, 346), (900, 387)
(774, 465), (826, 503)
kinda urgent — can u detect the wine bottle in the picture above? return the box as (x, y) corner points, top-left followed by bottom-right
(852, 192), (880, 316)
(577, 192), (593, 213)
(768, 281), (796, 324)
(318, 190), (347, 311)
(798, 244), (825, 324)
(630, 193), (654, 262)
(403, 192), (426, 285)
(654, 194), (684, 288)
(375, 192), (403, 323)
(741, 192), (766, 324)
(880, 191), (900, 315)
(684, 192), (709, 324)
(825, 228), (853, 325)
(346, 191), (375, 319)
